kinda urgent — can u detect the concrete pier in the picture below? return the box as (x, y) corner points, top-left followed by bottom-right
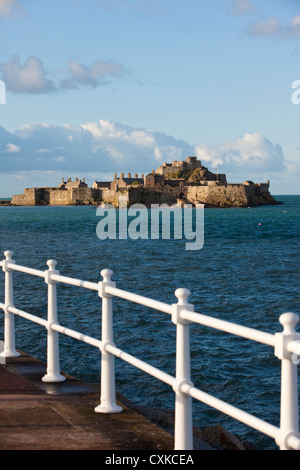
(0, 351), (176, 451)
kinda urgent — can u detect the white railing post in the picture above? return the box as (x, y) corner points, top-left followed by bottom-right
(275, 313), (300, 450)
(0, 251), (20, 358)
(172, 288), (194, 450)
(95, 269), (122, 414)
(42, 259), (65, 383)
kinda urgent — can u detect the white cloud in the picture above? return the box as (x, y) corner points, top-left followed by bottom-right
(6, 143), (20, 152)
(153, 145), (184, 162)
(228, 0), (254, 16)
(0, 0), (14, 16)
(0, 55), (127, 94)
(127, 130), (155, 147)
(0, 121), (294, 195)
(247, 15), (300, 38)
(227, 2), (300, 40)
(247, 17), (281, 37)
(282, 145), (300, 174)
(0, 0), (23, 17)
(54, 156), (66, 162)
(0, 120), (193, 174)
(34, 148), (52, 154)
(0, 122), (296, 195)
(81, 119), (191, 166)
(0, 55), (55, 94)
(61, 59), (126, 89)
(195, 133), (286, 181)
(287, 15), (300, 37)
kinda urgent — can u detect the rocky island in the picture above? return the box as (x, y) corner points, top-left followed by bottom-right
(9, 156), (282, 208)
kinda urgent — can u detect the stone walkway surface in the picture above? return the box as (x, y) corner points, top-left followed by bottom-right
(0, 352), (176, 451)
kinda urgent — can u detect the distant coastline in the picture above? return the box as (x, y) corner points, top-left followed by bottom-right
(1, 196), (296, 205)
(0, 198), (11, 205)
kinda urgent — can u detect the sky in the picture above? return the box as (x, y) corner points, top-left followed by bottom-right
(0, 0), (300, 196)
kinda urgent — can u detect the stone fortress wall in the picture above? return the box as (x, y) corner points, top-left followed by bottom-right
(11, 179), (102, 206)
(10, 156), (281, 208)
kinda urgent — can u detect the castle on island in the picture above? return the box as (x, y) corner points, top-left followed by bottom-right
(10, 156), (281, 208)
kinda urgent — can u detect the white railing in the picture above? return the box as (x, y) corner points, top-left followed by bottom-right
(0, 249), (299, 450)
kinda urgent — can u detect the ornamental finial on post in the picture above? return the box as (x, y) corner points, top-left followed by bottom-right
(279, 313), (299, 335)
(101, 269), (114, 283)
(175, 288), (191, 306)
(172, 288), (193, 325)
(99, 269), (115, 298)
(2, 251), (15, 273)
(275, 312), (300, 361)
(47, 259), (57, 271)
(45, 259), (59, 285)
(4, 250), (13, 260)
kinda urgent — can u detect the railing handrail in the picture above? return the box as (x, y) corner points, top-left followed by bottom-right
(0, 259), (281, 343)
(0, 251), (299, 450)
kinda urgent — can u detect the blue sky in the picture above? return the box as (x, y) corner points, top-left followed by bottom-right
(0, 0), (300, 196)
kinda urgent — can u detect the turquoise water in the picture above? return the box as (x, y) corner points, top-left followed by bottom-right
(0, 195), (299, 449)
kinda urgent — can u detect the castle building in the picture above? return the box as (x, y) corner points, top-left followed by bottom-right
(144, 171), (165, 188)
(10, 157), (280, 208)
(110, 172), (144, 191)
(156, 156), (203, 177)
(93, 181), (111, 190)
(59, 177), (88, 189)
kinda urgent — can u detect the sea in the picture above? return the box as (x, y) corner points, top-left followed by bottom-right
(0, 195), (299, 450)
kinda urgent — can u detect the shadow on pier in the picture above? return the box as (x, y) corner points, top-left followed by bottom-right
(0, 351), (180, 451)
